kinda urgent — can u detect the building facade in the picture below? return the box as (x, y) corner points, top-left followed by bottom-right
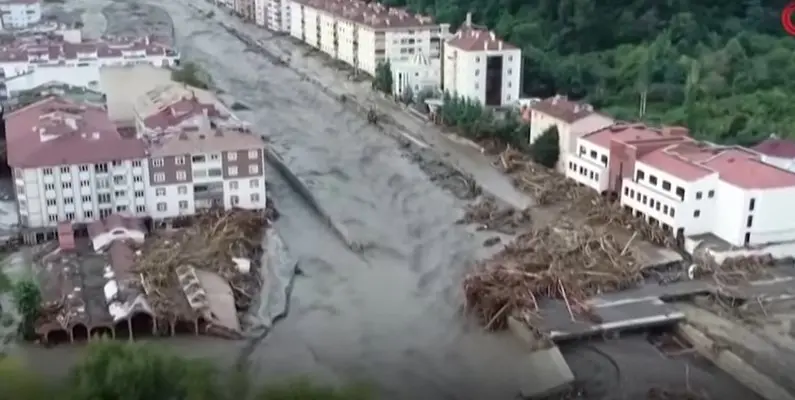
(289, 0), (449, 76)
(619, 141), (795, 247)
(443, 14), (520, 107)
(234, 0), (255, 21)
(529, 95), (614, 172)
(0, 0), (41, 30)
(260, 0), (290, 31)
(7, 97), (149, 229)
(391, 52), (440, 98)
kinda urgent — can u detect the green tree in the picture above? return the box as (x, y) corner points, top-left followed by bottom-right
(172, 62), (212, 89)
(12, 280), (40, 340)
(528, 126), (560, 168)
(372, 61), (393, 94)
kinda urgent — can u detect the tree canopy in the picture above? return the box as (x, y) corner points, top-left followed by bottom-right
(529, 126), (560, 168)
(0, 341), (372, 400)
(380, 0), (790, 144)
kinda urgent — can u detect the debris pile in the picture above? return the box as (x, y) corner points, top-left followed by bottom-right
(691, 253), (776, 285)
(457, 196), (532, 234)
(134, 208), (269, 320)
(463, 223), (641, 330)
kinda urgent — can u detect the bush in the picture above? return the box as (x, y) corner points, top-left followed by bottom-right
(12, 280), (40, 340)
(528, 126), (560, 168)
(371, 61), (393, 94)
(172, 62), (212, 89)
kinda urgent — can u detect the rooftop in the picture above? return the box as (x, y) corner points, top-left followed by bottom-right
(0, 33), (177, 64)
(752, 138), (795, 159)
(291, 0), (440, 29)
(583, 123), (690, 149)
(100, 64), (174, 123)
(4, 80), (105, 112)
(134, 83), (228, 130)
(531, 95), (598, 123)
(447, 14), (517, 52)
(639, 141), (795, 189)
(146, 124), (265, 157)
(5, 96), (147, 168)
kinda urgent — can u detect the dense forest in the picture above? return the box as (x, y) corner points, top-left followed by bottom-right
(382, 0), (793, 145)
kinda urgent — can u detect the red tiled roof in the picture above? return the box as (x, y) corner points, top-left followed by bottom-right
(531, 95), (597, 123)
(447, 25), (517, 51)
(639, 142), (795, 189)
(291, 0), (438, 29)
(0, 34), (177, 63)
(143, 98), (222, 130)
(6, 96), (147, 168)
(583, 123), (689, 149)
(752, 138), (795, 158)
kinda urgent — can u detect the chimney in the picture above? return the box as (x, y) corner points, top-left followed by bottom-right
(465, 12), (472, 27)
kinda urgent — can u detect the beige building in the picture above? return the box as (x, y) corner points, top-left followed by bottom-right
(289, 0), (449, 75)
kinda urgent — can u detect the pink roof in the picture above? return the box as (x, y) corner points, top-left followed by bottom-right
(6, 96), (147, 168)
(0, 34), (176, 64)
(143, 98), (222, 130)
(752, 138), (795, 158)
(447, 26), (517, 51)
(583, 123), (689, 149)
(639, 142), (795, 189)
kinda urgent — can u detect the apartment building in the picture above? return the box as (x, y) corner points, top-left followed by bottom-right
(752, 137), (795, 173)
(234, 0), (255, 21)
(529, 95), (614, 172)
(257, 0), (290, 31)
(289, 0), (449, 76)
(620, 141), (795, 246)
(7, 96), (149, 229)
(0, 0), (41, 30)
(0, 32), (179, 94)
(442, 13), (520, 107)
(566, 123), (690, 193)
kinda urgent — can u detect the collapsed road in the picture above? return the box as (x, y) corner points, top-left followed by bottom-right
(16, 0), (758, 398)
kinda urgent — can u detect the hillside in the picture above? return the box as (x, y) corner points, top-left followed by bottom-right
(381, 0), (792, 145)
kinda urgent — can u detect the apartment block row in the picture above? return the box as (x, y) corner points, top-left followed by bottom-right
(529, 95), (795, 248)
(7, 83), (268, 230)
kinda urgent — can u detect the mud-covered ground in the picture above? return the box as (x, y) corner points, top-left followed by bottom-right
(15, 1), (759, 399)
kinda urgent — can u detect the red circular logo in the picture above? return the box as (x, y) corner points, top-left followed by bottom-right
(783, 3), (795, 35)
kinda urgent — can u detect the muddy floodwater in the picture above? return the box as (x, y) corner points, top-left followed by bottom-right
(0, 0), (761, 399)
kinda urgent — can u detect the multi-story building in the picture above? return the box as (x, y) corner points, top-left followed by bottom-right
(752, 136), (795, 173)
(7, 96), (150, 229)
(391, 52), (440, 98)
(289, 0), (449, 76)
(620, 140), (795, 246)
(254, 0), (267, 26)
(0, 32), (179, 94)
(0, 0), (41, 30)
(566, 123), (690, 194)
(442, 13), (520, 107)
(528, 95), (614, 172)
(257, 0), (290, 31)
(234, 0), (255, 21)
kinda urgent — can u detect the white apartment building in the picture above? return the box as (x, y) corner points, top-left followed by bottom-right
(0, 0), (42, 30)
(258, 0), (290, 31)
(7, 97), (150, 229)
(1, 33), (179, 94)
(442, 13), (520, 107)
(289, 0), (449, 76)
(254, 0), (267, 26)
(752, 137), (795, 173)
(391, 52), (440, 98)
(620, 141), (795, 247)
(529, 95), (614, 172)
(566, 124), (690, 194)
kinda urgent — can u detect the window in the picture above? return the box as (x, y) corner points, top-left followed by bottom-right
(744, 232), (751, 245)
(675, 186), (685, 200)
(175, 156), (186, 165)
(114, 190), (126, 198)
(43, 168), (53, 175)
(250, 179), (259, 188)
(98, 193), (112, 203)
(132, 160), (142, 167)
(624, 187), (629, 196)
(95, 163), (108, 173)
(475, 56), (480, 62)
(228, 166), (238, 176)
(154, 172), (165, 183)
(100, 208), (113, 218)
(44, 183), (55, 190)
(642, 195), (647, 205)
(248, 150), (258, 159)
(152, 158), (164, 167)
(251, 193), (260, 202)
(670, 208), (675, 217)
(507, 68), (512, 75)
(96, 179), (109, 189)
(134, 175), (143, 182)
(136, 205), (146, 213)
(179, 200), (189, 210)
(708, 190), (714, 198)
(636, 170), (645, 181)
(80, 180), (90, 187)
(65, 212), (75, 221)
(81, 196), (91, 203)
(116, 205), (127, 212)
(662, 181), (671, 191)
(248, 164), (259, 174)
(693, 210), (700, 217)
(46, 199), (56, 206)
(590, 150), (597, 159)
(48, 214), (58, 222)
(192, 155), (206, 163)
(695, 191), (702, 200)
(113, 175), (126, 185)
(747, 215), (753, 228)
(79, 165), (90, 172)
(600, 155), (607, 165)
(176, 170), (187, 181)
(208, 168), (222, 177)
(84, 210), (93, 219)
(579, 146), (585, 155)
(655, 202), (660, 211)
(230, 195), (240, 206)
(60, 166), (69, 174)
(62, 182), (72, 189)
(178, 186), (187, 194)
(210, 154), (220, 161)
(649, 175), (658, 185)
(474, 69), (479, 76)
(135, 190), (144, 198)
(749, 198), (756, 211)
(227, 151), (237, 161)
(157, 202), (167, 211)
(229, 181), (239, 190)
(156, 188), (166, 196)
(111, 160), (122, 167)
(589, 171), (594, 180)
(663, 205), (668, 214)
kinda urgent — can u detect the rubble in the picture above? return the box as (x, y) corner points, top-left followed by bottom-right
(134, 208), (269, 322)
(457, 196), (531, 234)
